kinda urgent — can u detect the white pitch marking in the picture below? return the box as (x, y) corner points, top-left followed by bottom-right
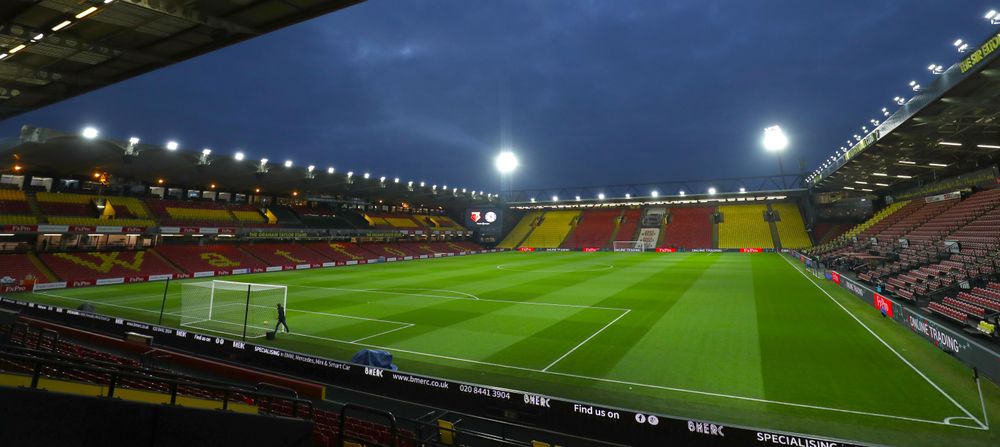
(496, 263), (615, 273)
(542, 309), (631, 372)
(351, 324), (415, 343)
(779, 254), (987, 430)
(288, 283), (629, 312)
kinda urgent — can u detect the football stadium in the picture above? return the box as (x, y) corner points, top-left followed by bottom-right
(1, 2), (1000, 447)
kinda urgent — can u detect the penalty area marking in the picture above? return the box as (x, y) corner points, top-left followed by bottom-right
(29, 284), (978, 431)
(778, 254), (988, 430)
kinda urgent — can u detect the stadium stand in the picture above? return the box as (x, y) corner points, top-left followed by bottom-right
(362, 242), (425, 258)
(290, 206), (357, 229)
(40, 251), (180, 282)
(520, 210), (580, 248)
(228, 204), (267, 225)
(0, 253), (50, 283)
(365, 213), (423, 230)
(812, 223), (850, 245)
(237, 243), (328, 267)
(304, 242), (378, 262)
(153, 245), (267, 274)
(497, 211), (541, 248)
(146, 199), (237, 226)
(264, 205), (303, 227)
(0, 190), (36, 224)
(718, 205), (774, 248)
(417, 214), (465, 231)
(661, 207), (715, 249)
(35, 192), (156, 227)
(772, 203), (812, 248)
(613, 208), (642, 243)
(560, 209), (620, 248)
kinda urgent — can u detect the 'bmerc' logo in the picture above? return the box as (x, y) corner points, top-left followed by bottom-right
(688, 421), (725, 437)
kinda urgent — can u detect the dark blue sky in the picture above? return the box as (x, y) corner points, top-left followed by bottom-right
(1, 1), (997, 193)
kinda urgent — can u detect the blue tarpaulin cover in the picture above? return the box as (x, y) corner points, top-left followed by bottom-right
(351, 349), (398, 370)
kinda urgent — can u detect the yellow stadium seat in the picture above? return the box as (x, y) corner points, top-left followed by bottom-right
(772, 203), (812, 248)
(231, 210), (265, 223)
(46, 217), (156, 227)
(718, 205), (774, 248)
(0, 215), (37, 225)
(165, 207), (234, 221)
(521, 210), (580, 248)
(498, 211), (541, 248)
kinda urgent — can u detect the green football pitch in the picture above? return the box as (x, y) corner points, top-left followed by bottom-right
(14, 252), (1000, 446)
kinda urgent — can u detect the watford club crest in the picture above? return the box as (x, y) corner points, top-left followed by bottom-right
(470, 211), (481, 223)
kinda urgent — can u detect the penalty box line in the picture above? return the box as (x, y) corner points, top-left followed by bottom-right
(542, 309), (631, 372)
(779, 254), (988, 430)
(30, 290), (979, 430)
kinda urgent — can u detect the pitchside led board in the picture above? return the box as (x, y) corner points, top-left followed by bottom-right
(465, 207), (502, 244)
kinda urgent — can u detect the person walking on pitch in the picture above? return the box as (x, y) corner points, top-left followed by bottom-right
(274, 303), (289, 334)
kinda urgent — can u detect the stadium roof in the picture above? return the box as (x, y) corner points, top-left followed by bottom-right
(0, 0), (363, 120)
(1, 125), (496, 208)
(809, 29), (1000, 195)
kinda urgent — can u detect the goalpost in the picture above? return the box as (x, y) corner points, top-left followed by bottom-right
(612, 240), (649, 252)
(180, 280), (287, 339)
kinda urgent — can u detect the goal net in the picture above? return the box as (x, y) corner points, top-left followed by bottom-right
(180, 280), (287, 339)
(612, 240), (649, 252)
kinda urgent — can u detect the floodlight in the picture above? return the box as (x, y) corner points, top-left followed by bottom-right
(166, 141), (179, 151)
(363, 173), (370, 179)
(651, 190), (659, 198)
(575, 195), (581, 201)
(598, 193), (605, 200)
(739, 187), (746, 193)
(408, 181), (414, 187)
(420, 181), (425, 187)
(495, 151), (519, 174)
(379, 176), (386, 182)
(462, 188), (467, 193)
(201, 148), (211, 155)
(679, 190), (686, 196)
(442, 185), (448, 190)
(625, 193), (631, 199)
(987, 10), (998, 19)
(708, 187), (717, 195)
(347, 171), (353, 178)
(260, 158), (269, 165)
(394, 177), (400, 183)
(308, 165), (315, 172)
(234, 151), (245, 161)
(552, 195), (559, 201)
(76, 6), (98, 19)
(128, 137), (140, 145)
(52, 20), (72, 32)
(530, 198), (536, 202)
(954, 39), (964, 47)
(762, 125), (788, 152)
(284, 160), (293, 168)
(327, 167), (334, 174)
(82, 127), (99, 139)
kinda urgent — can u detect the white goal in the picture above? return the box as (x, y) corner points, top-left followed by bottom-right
(612, 240), (650, 252)
(180, 280), (288, 339)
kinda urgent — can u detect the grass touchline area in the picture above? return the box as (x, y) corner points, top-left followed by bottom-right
(12, 252), (1000, 446)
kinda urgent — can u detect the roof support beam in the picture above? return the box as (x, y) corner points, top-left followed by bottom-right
(0, 22), (171, 65)
(0, 61), (96, 86)
(117, 0), (258, 36)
